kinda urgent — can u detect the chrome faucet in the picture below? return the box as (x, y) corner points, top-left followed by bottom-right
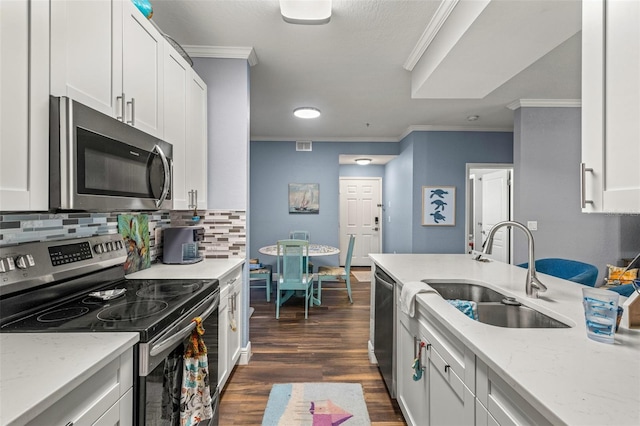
(476, 220), (548, 298)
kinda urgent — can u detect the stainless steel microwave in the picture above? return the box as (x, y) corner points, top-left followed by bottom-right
(50, 96), (173, 211)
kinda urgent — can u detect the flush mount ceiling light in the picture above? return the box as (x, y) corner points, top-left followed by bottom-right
(280, 0), (332, 25)
(293, 107), (321, 119)
(355, 158), (372, 166)
(467, 115), (480, 121)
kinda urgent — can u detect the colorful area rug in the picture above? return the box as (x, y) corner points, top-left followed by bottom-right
(262, 383), (371, 426)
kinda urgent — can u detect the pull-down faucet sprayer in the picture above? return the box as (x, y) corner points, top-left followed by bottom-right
(476, 220), (548, 298)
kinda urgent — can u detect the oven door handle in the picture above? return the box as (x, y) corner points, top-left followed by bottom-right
(150, 294), (219, 357)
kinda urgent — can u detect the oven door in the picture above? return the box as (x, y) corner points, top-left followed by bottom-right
(137, 291), (219, 425)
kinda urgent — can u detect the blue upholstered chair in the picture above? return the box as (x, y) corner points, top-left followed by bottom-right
(517, 258), (599, 287)
(316, 234), (356, 304)
(606, 283), (637, 297)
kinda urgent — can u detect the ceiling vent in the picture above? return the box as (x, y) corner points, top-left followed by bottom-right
(296, 140), (312, 151)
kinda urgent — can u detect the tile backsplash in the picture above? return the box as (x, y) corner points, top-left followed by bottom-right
(0, 209), (246, 262)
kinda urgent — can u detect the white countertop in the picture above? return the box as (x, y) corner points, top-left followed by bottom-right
(370, 253), (640, 426)
(125, 258), (244, 280)
(0, 332), (139, 426)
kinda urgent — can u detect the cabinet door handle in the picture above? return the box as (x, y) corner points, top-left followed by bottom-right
(444, 365), (450, 373)
(580, 163), (594, 208)
(126, 98), (135, 125)
(116, 93), (125, 121)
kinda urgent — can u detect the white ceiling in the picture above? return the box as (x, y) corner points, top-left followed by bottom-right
(149, 0), (582, 142)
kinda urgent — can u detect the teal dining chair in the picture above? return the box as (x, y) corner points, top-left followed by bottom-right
(275, 239), (314, 319)
(289, 230), (313, 273)
(316, 234), (356, 304)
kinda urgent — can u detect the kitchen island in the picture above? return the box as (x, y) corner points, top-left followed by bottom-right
(370, 253), (640, 426)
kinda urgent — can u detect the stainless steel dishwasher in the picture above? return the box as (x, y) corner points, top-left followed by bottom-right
(374, 267), (396, 398)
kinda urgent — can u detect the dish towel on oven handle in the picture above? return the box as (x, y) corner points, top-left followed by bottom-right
(181, 317), (213, 426)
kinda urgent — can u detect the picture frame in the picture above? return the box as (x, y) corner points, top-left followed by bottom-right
(422, 186), (455, 226)
(289, 183), (320, 214)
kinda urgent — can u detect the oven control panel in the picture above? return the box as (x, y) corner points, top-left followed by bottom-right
(0, 234), (127, 297)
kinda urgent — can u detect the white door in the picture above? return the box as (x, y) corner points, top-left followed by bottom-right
(481, 170), (510, 263)
(339, 178), (382, 266)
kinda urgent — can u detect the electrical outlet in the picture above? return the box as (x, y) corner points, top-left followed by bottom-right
(527, 221), (538, 231)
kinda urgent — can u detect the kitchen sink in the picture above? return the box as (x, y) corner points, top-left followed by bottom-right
(423, 281), (570, 329)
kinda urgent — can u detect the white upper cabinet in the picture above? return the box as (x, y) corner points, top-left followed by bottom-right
(582, 0), (640, 213)
(51, 0), (164, 138)
(163, 46), (190, 209)
(0, 0), (49, 211)
(186, 70), (208, 210)
(163, 46), (208, 211)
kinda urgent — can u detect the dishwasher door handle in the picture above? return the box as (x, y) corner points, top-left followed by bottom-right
(375, 273), (395, 290)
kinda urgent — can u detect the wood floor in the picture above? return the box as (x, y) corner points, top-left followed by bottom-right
(219, 268), (406, 425)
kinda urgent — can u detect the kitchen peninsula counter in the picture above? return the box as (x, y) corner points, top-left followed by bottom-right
(370, 253), (640, 426)
(0, 332), (139, 426)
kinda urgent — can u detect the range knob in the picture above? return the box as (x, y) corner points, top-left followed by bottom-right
(94, 243), (105, 254)
(15, 255), (29, 269)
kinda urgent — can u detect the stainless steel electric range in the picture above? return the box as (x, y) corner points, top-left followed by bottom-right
(0, 234), (220, 425)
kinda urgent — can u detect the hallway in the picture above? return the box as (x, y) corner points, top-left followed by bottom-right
(219, 270), (405, 425)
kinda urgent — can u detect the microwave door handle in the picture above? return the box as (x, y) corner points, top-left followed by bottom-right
(149, 293), (219, 357)
(153, 144), (171, 208)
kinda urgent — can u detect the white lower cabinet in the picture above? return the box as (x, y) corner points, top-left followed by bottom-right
(27, 348), (134, 426)
(218, 263), (244, 390)
(397, 304), (474, 426)
(397, 299), (553, 426)
(397, 309), (428, 426)
(475, 358), (552, 426)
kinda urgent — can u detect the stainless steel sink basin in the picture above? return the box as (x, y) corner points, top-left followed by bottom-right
(423, 281), (507, 303)
(423, 281), (570, 329)
(476, 303), (569, 328)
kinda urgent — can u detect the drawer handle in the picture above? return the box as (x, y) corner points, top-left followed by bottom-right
(444, 364), (450, 373)
(426, 343), (432, 350)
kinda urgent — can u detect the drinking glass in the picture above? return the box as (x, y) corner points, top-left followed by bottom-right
(582, 287), (619, 344)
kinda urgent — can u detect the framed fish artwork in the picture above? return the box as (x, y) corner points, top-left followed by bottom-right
(422, 186), (455, 226)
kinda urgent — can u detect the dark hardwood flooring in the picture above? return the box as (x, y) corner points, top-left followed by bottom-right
(219, 267), (406, 425)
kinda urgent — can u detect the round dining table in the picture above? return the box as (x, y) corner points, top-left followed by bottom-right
(258, 243), (340, 257)
(258, 243), (339, 307)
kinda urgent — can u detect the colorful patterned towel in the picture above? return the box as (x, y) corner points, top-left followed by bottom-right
(262, 383), (371, 426)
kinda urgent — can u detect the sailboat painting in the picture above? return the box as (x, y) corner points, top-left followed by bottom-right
(289, 183), (320, 214)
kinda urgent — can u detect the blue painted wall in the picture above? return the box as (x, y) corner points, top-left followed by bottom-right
(379, 131), (513, 255)
(250, 141), (398, 269)
(250, 132), (513, 265)
(383, 137), (414, 253)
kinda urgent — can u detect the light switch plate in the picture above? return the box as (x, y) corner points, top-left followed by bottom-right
(527, 221), (538, 231)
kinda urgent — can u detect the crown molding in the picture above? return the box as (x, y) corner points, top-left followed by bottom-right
(252, 124), (514, 143)
(404, 0), (459, 71)
(507, 99), (581, 110)
(183, 45), (258, 66)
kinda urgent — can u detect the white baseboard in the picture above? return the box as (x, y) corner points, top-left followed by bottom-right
(239, 341), (252, 365)
(368, 340), (377, 364)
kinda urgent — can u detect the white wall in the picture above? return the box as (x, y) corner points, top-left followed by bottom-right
(513, 106), (640, 283)
(193, 58), (249, 210)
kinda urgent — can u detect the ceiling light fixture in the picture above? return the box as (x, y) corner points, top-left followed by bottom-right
(355, 158), (372, 166)
(467, 115), (480, 121)
(280, 0), (332, 25)
(293, 107), (321, 119)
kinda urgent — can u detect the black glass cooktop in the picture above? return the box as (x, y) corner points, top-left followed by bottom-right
(0, 278), (219, 342)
